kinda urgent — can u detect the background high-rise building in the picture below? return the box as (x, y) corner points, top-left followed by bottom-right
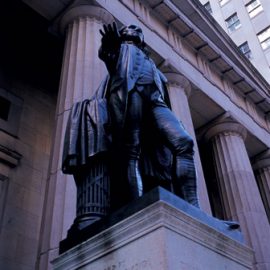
(199, 0), (270, 84)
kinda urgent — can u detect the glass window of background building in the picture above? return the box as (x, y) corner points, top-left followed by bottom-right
(246, 0), (263, 18)
(238, 41), (252, 59)
(257, 26), (270, 50)
(204, 2), (212, 14)
(219, 0), (230, 6)
(219, 0), (230, 7)
(226, 13), (241, 33)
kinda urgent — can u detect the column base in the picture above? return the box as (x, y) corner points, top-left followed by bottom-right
(53, 187), (253, 270)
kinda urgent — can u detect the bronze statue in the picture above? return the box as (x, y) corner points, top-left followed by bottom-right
(61, 23), (241, 233)
(62, 22), (199, 230)
(98, 22), (199, 207)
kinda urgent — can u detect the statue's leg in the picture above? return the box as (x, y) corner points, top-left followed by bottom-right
(151, 102), (199, 207)
(108, 87), (131, 207)
(124, 90), (144, 200)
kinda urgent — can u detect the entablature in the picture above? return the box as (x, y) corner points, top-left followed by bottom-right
(21, 0), (270, 150)
(142, 0), (270, 114)
(23, 0), (270, 115)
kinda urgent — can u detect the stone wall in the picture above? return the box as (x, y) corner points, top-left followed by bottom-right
(0, 81), (56, 270)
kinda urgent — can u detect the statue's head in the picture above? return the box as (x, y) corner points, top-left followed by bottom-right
(120, 24), (144, 46)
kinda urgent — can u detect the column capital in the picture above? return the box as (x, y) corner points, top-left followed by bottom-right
(60, 5), (114, 34)
(197, 112), (247, 141)
(164, 72), (191, 97)
(204, 120), (247, 141)
(253, 149), (270, 170)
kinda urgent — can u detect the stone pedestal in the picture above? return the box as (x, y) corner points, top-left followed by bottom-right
(52, 188), (253, 270)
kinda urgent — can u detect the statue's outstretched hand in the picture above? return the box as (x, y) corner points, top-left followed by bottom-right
(99, 22), (121, 52)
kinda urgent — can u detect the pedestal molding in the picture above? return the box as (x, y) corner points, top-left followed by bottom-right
(53, 199), (253, 270)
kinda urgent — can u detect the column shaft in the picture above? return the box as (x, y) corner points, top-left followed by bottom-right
(58, 17), (107, 111)
(208, 123), (270, 270)
(37, 6), (113, 270)
(255, 167), (270, 222)
(165, 73), (211, 213)
(253, 154), (270, 223)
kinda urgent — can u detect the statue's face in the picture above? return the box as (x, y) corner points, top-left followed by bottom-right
(120, 24), (144, 45)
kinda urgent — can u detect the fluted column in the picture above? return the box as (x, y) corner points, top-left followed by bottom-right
(253, 150), (270, 223)
(205, 120), (270, 270)
(164, 72), (211, 213)
(58, 5), (113, 108)
(37, 5), (113, 270)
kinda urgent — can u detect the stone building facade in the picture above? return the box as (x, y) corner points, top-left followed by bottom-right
(0, 0), (269, 269)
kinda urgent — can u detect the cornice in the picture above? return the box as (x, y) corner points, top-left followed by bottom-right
(23, 0), (270, 103)
(169, 0), (270, 93)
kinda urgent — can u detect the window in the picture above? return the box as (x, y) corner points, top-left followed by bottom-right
(257, 27), (270, 50)
(219, 0), (230, 6)
(226, 13), (241, 33)
(0, 88), (23, 136)
(246, 0), (263, 18)
(0, 96), (11, 121)
(0, 175), (9, 234)
(204, 2), (212, 14)
(238, 42), (252, 59)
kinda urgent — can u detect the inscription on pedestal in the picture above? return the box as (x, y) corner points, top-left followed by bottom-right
(178, 262), (199, 270)
(103, 259), (152, 270)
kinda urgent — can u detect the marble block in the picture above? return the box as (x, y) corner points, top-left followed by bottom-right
(52, 187), (253, 270)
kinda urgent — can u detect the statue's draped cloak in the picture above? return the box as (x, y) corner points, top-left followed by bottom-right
(62, 44), (172, 183)
(62, 78), (111, 174)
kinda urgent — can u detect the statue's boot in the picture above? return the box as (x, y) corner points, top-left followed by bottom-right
(127, 159), (143, 200)
(222, 220), (240, 230)
(174, 157), (240, 230)
(173, 156), (199, 208)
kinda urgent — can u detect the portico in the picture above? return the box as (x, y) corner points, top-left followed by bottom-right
(35, 1), (270, 269)
(0, 0), (268, 269)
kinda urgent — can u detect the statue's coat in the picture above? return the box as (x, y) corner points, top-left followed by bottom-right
(62, 44), (172, 184)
